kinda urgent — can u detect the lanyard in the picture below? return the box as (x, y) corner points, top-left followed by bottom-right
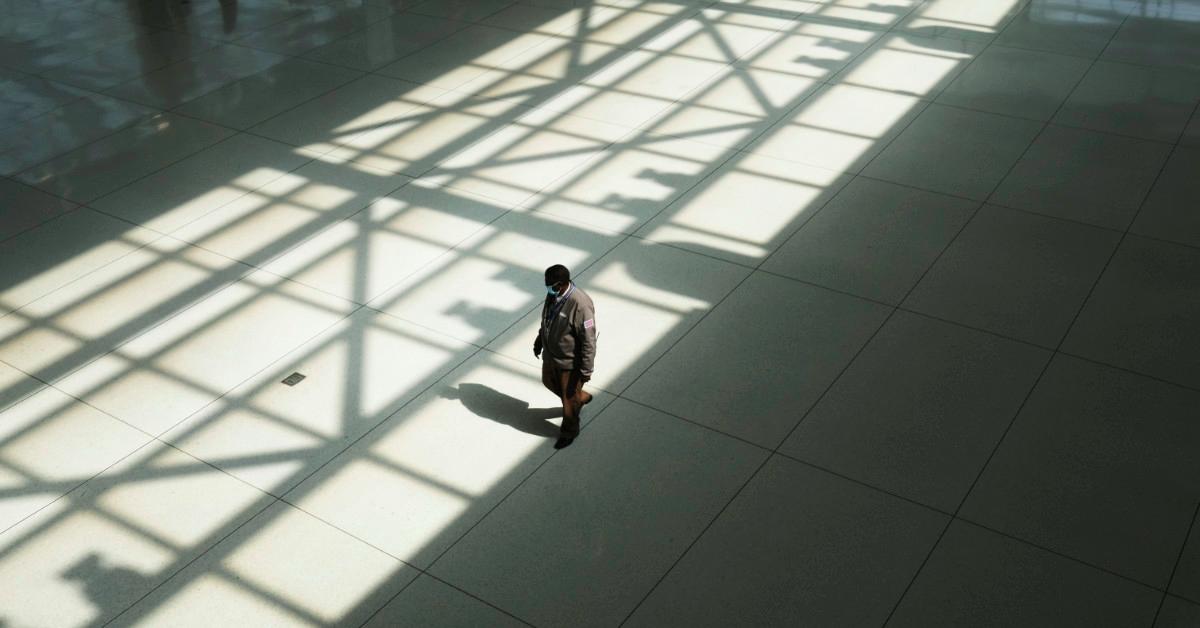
(544, 284), (574, 332)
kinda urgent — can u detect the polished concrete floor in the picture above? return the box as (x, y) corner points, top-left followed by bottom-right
(2, 0), (1200, 625)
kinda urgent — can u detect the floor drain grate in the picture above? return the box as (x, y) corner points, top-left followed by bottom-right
(281, 372), (306, 386)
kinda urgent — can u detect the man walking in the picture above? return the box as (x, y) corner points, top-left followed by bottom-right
(533, 264), (596, 449)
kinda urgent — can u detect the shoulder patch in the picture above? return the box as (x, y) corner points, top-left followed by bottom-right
(583, 319), (594, 329)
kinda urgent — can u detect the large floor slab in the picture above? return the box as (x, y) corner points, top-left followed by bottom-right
(625, 454), (947, 627)
(430, 398), (767, 627)
(1062, 235), (1200, 390)
(782, 310), (1049, 511)
(960, 355), (1200, 588)
(888, 520), (1161, 628)
(625, 270), (890, 447)
(287, 350), (615, 569)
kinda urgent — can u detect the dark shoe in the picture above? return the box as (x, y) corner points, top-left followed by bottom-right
(554, 436), (575, 449)
(581, 391), (593, 405)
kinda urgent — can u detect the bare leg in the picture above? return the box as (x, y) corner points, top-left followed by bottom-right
(558, 369), (584, 439)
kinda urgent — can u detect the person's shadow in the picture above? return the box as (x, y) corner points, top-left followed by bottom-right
(443, 383), (561, 438)
(62, 553), (156, 621)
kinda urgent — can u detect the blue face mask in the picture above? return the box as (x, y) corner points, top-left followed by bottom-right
(546, 285), (559, 296)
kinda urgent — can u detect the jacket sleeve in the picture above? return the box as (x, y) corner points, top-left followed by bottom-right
(573, 299), (597, 378)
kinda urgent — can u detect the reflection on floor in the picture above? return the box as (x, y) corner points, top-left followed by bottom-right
(2, 0), (1200, 624)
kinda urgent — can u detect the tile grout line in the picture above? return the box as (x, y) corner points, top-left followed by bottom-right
(1151, 500), (1200, 626)
(880, 9), (1143, 625)
(96, 301), (482, 624)
(7, 3), (1190, 624)
(614, 136), (986, 622)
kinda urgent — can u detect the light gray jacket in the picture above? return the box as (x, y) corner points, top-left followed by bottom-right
(538, 284), (597, 378)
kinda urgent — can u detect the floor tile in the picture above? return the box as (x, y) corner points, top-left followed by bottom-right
(371, 210), (619, 344)
(336, 86), (526, 177)
(903, 205), (1119, 347)
(538, 48), (727, 128)
(164, 308), (475, 495)
(936, 45), (1091, 120)
(170, 157), (411, 267)
(627, 454), (946, 627)
(798, 0), (920, 30)
(410, 0), (516, 22)
(301, 12), (467, 71)
(625, 271), (890, 447)
(895, 0), (1025, 41)
(0, 18), (144, 76)
(174, 58), (362, 130)
(960, 355), (1200, 587)
(832, 32), (983, 97)
(488, 236), (751, 392)
(0, 70), (88, 126)
(644, 61), (824, 151)
(534, 85), (669, 136)
(53, 269), (353, 435)
(250, 73), (440, 152)
(448, 37), (623, 108)
(1172, 510), (1200, 601)
(0, 360), (45, 414)
(17, 113), (234, 204)
(41, 31), (222, 91)
(131, 0), (307, 41)
(0, 440), (271, 627)
(479, 2), (592, 36)
(1157, 597), (1200, 628)
(114, 500), (417, 627)
(1062, 235), (1200, 389)
(104, 43), (287, 109)
(746, 82), (928, 174)
(1184, 107), (1200, 146)
(995, 2), (1123, 57)
(430, 398), (767, 628)
(705, 0), (816, 19)
(525, 133), (729, 234)
(376, 24), (547, 91)
(263, 179), (505, 303)
(991, 124), (1172, 230)
(232, 4), (387, 56)
(288, 350), (615, 568)
(0, 236), (247, 381)
(782, 311), (1049, 511)
(0, 93), (154, 176)
(1055, 61), (1200, 143)
(888, 520), (1161, 628)
(638, 8), (785, 64)
(1133, 146), (1200, 248)
(763, 177), (977, 304)
(363, 575), (527, 628)
(864, 104), (1043, 200)
(636, 152), (852, 265)
(91, 132), (310, 234)
(570, 1), (704, 49)
(0, 0), (1196, 622)
(736, 19), (882, 80)
(421, 111), (624, 206)
(0, 384), (150, 532)
(0, 178), (77, 243)
(0, 208), (157, 315)
(1104, 15), (1200, 70)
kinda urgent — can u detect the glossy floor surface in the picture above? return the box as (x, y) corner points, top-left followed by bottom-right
(2, 0), (1200, 625)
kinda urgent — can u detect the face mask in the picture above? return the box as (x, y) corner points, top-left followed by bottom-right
(546, 285), (559, 296)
